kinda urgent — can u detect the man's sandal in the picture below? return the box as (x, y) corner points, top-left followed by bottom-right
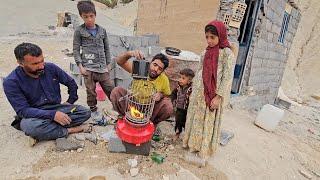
(82, 124), (93, 133)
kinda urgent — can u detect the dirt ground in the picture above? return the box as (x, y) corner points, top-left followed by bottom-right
(0, 0), (319, 179)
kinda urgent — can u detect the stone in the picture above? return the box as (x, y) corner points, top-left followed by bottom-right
(15, 169), (22, 174)
(77, 148), (83, 153)
(173, 163), (180, 170)
(176, 167), (200, 180)
(100, 129), (117, 142)
(75, 134), (86, 141)
(85, 133), (98, 144)
(163, 175), (170, 180)
(299, 169), (313, 179)
(168, 145), (175, 150)
(220, 130), (234, 146)
(130, 168), (139, 177)
(56, 138), (84, 151)
(89, 175), (106, 180)
(184, 152), (206, 167)
(108, 137), (126, 153)
(311, 95), (320, 101)
(128, 159), (138, 168)
(311, 170), (320, 178)
(157, 121), (175, 137)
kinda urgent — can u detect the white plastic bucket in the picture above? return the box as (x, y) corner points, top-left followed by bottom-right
(255, 104), (284, 132)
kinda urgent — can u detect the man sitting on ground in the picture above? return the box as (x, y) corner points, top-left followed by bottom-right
(3, 43), (91, 142)
(110, 50), (173, 125)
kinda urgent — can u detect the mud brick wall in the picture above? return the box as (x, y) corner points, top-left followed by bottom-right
(136, 0), (220, 53)
(165, 57), (200, 90)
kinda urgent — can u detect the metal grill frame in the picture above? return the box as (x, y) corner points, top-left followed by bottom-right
(122, 80), (156, 125)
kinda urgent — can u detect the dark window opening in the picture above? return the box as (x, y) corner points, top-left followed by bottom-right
(278, 12), (290, 43)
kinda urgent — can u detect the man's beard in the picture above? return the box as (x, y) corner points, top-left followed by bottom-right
(31, 69), (44, 76)
(149, 70), (160, 79)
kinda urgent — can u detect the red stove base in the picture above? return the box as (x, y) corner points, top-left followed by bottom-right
(116, 117), (155, 146)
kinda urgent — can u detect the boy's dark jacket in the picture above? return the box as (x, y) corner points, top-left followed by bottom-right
(171, 83), (192, 110)
(73, 24), (111, 73)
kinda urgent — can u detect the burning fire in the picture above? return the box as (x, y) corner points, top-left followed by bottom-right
(130, 106), (144, 119)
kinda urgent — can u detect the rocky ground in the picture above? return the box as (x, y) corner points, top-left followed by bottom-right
(0, 0), (319, 179)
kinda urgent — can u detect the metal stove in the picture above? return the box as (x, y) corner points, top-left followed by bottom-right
(115, 59), (155, 155)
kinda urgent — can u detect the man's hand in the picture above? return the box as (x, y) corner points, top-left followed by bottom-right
(54, 111), (72, 126)
(62, 102), (70, 105)
(107, 64), (112, 71)
(210, 95), (222, 111)
(153, 92), (163, 102)
(127, 50), (144, 60)
(79, 64), (88, 76)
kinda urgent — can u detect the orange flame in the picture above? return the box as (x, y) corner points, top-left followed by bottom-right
(130, 106), (144, 119)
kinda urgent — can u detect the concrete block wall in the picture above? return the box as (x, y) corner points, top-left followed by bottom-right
(231, 0), (301, 109)
(69, 34), (162, 88)
(107, 34), (162, 88)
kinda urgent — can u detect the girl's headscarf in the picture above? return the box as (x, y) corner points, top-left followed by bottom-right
(202, 20), (231, 106)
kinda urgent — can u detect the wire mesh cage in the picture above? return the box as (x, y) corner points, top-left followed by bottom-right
(123, 79), (156, 125)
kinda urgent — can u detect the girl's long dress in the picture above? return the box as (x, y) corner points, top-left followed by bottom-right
(183, 48), (234, 158)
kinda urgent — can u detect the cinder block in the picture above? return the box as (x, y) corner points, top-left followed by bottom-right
(142, 34), (159, 46)
(108, 136), (126, 153)
(266, 19), (272, 31)
(267, 33), (274, 43)
(108, 34), (122, 47)
(141, 36), (149, 47)
(271, 24), (281, 34)
(123, 36), (142, 49)
(70, 74), (83, 86)
(132, 37), (143, 48)
(110, 45), (128, 57)
(137, 47), (149, 58)
(123, 141), (151, 156)
(149, 46), (163, 57)
(114, 78), (132, 89)
(70, 62), (80, 75)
